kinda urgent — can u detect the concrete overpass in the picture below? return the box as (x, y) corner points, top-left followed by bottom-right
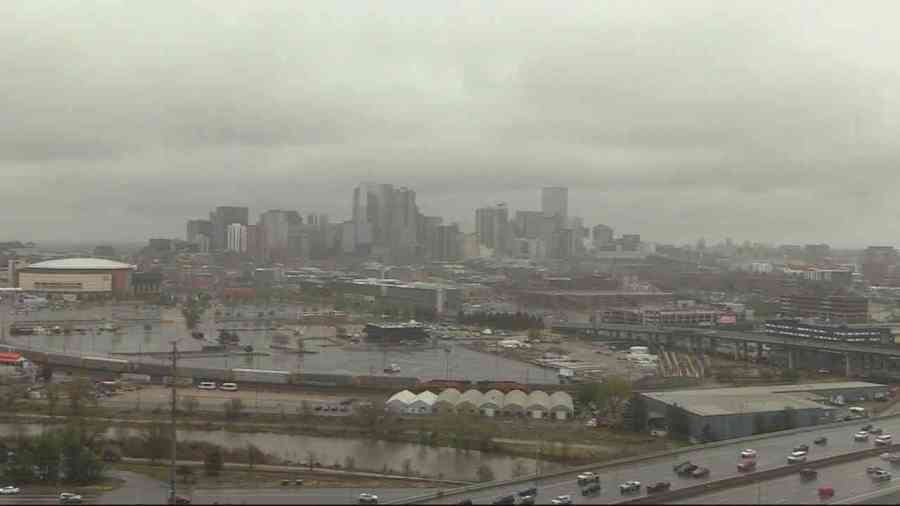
(553, 322), (900, 380)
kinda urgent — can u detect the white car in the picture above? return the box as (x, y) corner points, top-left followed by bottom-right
(551, 495), (572, 505)
(577, 472), (599, 482)
(872, 469), (892, 482)
(855, 431), (870, 441)
(219, 382), (238, 392)
(59, 493), (83, 504)
(740, 449), (757, 459)
(358, 492), (379, 504)
(0, 487), (20, 495)
(876, 435), (893, 446)
(787, 451), (807, 464)
(197, 381), (217, 390)
(619, 481), (642, 494)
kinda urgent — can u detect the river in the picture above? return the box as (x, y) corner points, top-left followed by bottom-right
(0, 422), (567, 482)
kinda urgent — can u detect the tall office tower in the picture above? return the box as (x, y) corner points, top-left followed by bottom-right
(226, 223), (247, 253)
(475, 203), (511, 256)
(352, 183), (394, 250)
(420, 216), (444, 259)
(245, 224), (260, 260)
(514, 211), (544, 239)
(541, 187), (568, 219)
(186, 219), (212, 243)
(862, 246), (899, 285)
(592, 224), (614, 248)
(211, 206), (249, 251)
(389, 186), (420, 259)
(259, 210), (293, 262)
(434, 224), (462, 261)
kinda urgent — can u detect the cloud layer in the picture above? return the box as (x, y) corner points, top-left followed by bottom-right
(3, 1), (900, 245)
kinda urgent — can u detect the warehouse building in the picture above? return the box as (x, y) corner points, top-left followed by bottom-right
(386, 388), (573, 420)
(641, 382), (887, 442)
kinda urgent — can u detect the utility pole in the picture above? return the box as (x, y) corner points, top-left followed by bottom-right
(168, 340), (178, 505)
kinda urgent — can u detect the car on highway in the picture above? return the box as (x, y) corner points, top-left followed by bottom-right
(872, 469), (892, 482)
(674, 461), (698, 475)
(800, 468), (818, 480)
(862, 424), (874, 432)
(456, 500), (473, 506)
(814, 436), (828, 445)
(577, 472), (600, 484)
(491, 495), (515, 505)
(871, 427), (884, 435)
(818, 486), (835, 499)
(876, 434), (893, 446)
(647, 481), (671, 494)
(219, 382), (238, 392)
(692, 467), (710, 478)
(882, 452), (900, 463)
(174, 496), (191, 505)
(794, 444), (809, 453)
(740, 449), (757, 459)
(737, 460), (757, 472)
(855, 431), (870, 441)
(582, 483), (602, 496)
(787, 451), (808, 464)
(620, 480), (642, 494)
(59, 493), (83, 505)
(867, 466), (885, 475)
(518, 495), (536, 505)
(518, 487), (537, 497)
(0, 486), (20, 495)
(358, 492), (379, 504)
(550, 495), (572, 505)
(197, 381), (217, 390)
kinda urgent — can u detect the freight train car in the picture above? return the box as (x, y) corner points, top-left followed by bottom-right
(353, 375), (418, 390)
(231, 368), (291, 384)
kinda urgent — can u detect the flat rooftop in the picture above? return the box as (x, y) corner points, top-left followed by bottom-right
(643, 382), (885, 417)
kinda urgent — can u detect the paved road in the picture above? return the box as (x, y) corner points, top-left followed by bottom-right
(669, 454), (899, 505)
(192, 488), (434, 505)
(410, 416), (900, 504)
(98, 470), (169, 504)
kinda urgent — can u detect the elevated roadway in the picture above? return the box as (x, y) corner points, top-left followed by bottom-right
(394, 414), (900, 505)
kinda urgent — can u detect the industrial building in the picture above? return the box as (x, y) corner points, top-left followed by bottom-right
(765, 319), (892, 345)
(363, 322), (429, 342)
(642, 382), (888, 442)
(337, 278), (462, 314)
(779, 294), (869, 323)
(16, 258), (136, 299)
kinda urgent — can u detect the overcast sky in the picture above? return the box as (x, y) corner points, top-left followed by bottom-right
(3, 1), (900, 246)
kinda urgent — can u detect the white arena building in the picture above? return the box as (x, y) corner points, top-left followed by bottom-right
(16, 258), (135, 299)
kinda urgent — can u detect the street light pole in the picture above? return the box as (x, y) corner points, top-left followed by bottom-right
(168, 340), (178, 505)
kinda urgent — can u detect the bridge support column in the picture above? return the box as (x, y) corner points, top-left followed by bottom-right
(741, 342), (749, 361)
(845, 353), (852, 377)
(788, 349), (795, 370)
(755, 342), (762, 362)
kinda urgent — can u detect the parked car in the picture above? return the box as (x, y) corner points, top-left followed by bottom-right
(647, 481), (671, 494)
(550, 495), (572, 505)
(876, 435), (893, 446)
(814, 437), (828, 445)
(855, 431), (870, 441)
(197, 381), (216, 390)
(619, 481), (642, 494)
(674, 461), (698, 475)
(738, 460), (757, 472)
(358, 492), (379, 504)
(59, 493), (83, 505)
(800, 468), (818, 480)
(0, 486), (20, 495)
(582, 483), (602, 496)
(219, 382), (238, 392)
(788, 451), (808, 464)
(692, 467), (710, 478)
(577, 472), (600, 485)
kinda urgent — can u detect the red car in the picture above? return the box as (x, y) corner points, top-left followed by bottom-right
(175, 496), (191, 505)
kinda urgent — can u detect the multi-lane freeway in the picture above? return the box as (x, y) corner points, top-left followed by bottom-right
(407, 415), (900, 505)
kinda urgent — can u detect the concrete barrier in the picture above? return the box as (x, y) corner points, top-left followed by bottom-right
(616, 444), (900, 505)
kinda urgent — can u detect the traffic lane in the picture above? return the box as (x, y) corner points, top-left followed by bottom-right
(98, 469), (168, 504)
(424, 418), (900, 504)
(847, 484), (900, 504)
(670, 454), (899, 505)
(192, 487), (433, 505)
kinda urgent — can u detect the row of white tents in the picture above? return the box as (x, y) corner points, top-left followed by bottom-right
(385, 388), (574, 420)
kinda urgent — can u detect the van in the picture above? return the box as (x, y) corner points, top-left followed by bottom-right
(197, 382), (217, 390)
(219, 383), (238, 392)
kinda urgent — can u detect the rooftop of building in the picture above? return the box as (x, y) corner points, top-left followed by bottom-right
(643, 382), (886, 417)
(24, 258), (135, 271)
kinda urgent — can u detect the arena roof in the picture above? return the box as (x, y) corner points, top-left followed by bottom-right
(25, 258), (134, 270)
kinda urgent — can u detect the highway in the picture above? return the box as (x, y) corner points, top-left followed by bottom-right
(669, 454), (900, 505)
(410, 415), (900, 505)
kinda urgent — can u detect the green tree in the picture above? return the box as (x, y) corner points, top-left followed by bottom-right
(224, 398), (244, 420)
(46, 384), (60, 418)
(475, 464), (495, 482)
(140, 419), (170, 463)
(204, 447), (224, 476)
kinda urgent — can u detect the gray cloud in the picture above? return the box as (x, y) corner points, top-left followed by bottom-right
(2, 1), (900, 245)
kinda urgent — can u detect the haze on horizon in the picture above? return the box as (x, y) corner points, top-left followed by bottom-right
(3, 1), (900, 247)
